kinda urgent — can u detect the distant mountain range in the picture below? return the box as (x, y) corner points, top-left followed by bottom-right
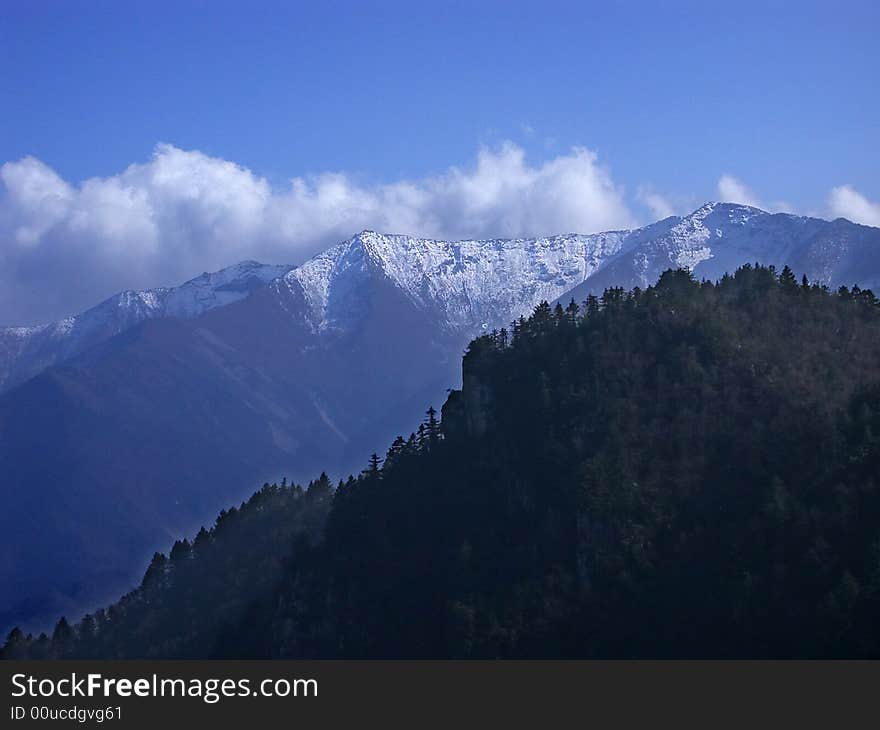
(2, 202), (879, 633)
(0, 261), (291, 393)
(559, 202), (880, 303)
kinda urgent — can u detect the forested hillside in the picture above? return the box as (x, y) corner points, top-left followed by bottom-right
(2, 477), (332, 659)
(6, 264), (880, 659)
(5, 206), (880, 637)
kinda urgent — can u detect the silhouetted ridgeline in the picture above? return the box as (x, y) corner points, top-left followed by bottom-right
(5, 265), (880, 659)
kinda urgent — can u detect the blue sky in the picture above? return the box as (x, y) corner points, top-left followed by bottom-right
(1, 0), (879, 323)
(4, 0), (878, 203)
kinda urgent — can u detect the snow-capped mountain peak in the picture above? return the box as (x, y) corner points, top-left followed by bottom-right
(560, 201), (880, 305)
(3, 203), (879, 395)
(635, 202), (793, 272)
(162, 260), (290, 317)
(285, 228), (635, 333)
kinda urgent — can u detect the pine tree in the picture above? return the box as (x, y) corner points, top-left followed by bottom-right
(79, 613), (96, 642)
(307, 472), (333, 500)
(143, 552), (168, 588)
(532, 301), (553, 331)
(365, 453), (382, 476)
(385, 435), (407, 469)
(584, 294), (599, 317)
(425, 406), (441, 446)
(779, 265), (798, 291)
(170, 538), (191, 561)
(554, 302), (565, 324)
(3, 627), (24, 657)
(194, 526), (210, 550)
(52, 617), (73, 651)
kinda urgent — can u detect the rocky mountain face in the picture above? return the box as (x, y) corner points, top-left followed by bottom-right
(1, 204), (878, 634)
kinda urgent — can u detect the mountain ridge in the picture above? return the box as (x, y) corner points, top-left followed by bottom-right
(5, 201), (878, 396)
(0, 260), (290, 392)
(2, 202), (880, 634)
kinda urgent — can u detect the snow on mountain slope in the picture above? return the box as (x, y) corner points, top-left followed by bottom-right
(631, 202), (797, 280)
(161, 260), (291, 316)
(559, 202), (880, 304)
(0, 261), (290, 392)
(283, 228), (641, 333)
(4, 202), (878, 394)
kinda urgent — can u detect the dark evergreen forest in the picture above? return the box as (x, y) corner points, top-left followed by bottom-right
(5, 265), (880, 659)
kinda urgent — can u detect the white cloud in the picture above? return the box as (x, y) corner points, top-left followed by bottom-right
(716, 175), (798, 215)
(0, 156), (74, 246)
(0, 142), (635, 325)
(717, 174), (765, 209)
(827, 185), (880, 227)
(636, 186), (679, 220)
(715, 175), (880, 226)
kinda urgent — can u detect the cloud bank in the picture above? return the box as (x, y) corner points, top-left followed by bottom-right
(716, 174), (797, 214)
(2, 144), (878, 326)
(827, 185), (880, 228)
(636, 187), (678, 220)
(715, 174), (880, 227)
(0, 143), (634, 325)
(717, 174), (765, 209)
